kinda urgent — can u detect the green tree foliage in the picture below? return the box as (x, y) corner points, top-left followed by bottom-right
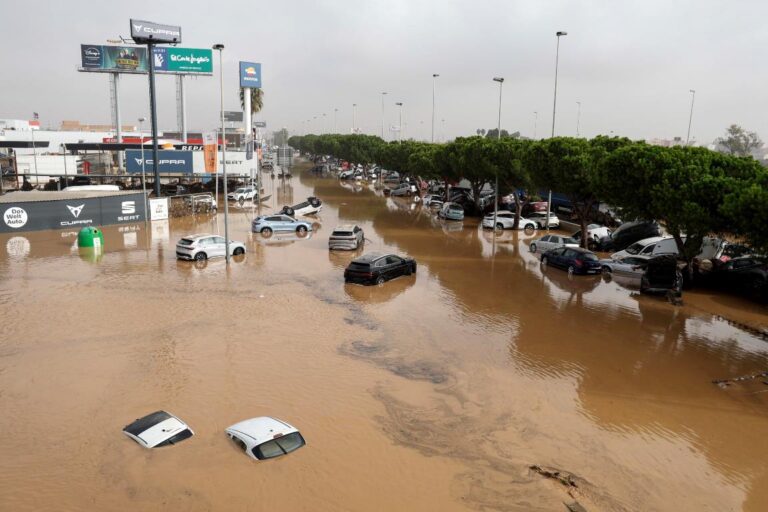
(722, 167), (768, 253)
(239, 87), (264, 115)
(716, 124), (763, 157)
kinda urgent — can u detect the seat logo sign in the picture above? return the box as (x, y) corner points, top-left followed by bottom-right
(3, 207), (28, 229)
(119, 200), (141, 222)
(67, 204), (85, 218)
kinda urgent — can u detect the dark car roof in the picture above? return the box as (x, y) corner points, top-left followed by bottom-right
(352, 252), (387, 263)
(123, 410), (172, 436)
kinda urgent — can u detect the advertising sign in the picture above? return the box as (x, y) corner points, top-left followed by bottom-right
(149, 198), (169, 221)
(153, 47), (212, 73)
(0, 192), (147, 234)
(81, 45), (149, 72)
(254, 121), (267, 128)
(130, 19), (182, 45)
(126, 150), (194, 174)
(80, 45), (211, 75)
(223, 111), (243, 122)
(203, 132), (218, 173)
(239, 61), (262, 88)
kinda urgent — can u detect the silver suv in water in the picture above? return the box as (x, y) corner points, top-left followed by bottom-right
(329, 224), (364, 250)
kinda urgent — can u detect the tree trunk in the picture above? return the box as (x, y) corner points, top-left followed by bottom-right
(512, 190), (521, 230)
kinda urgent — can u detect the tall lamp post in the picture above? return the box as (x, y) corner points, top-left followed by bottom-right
(380, 92), (387, 139)
(395, 102), (403, 142)
(548, 30), (567, 231)
(431, 74), (439, 143)
(686, 89), (696, 145)
(533, 111), (538, 139)
(352, 103), (357, 134)
(492, 77), (504, 232)
(213, 43), (231, 265)
(576, 101), (581, 137)
(551, 30), (567, 137)
(138, 117), (149, 223)
(334, 108), (338, 134)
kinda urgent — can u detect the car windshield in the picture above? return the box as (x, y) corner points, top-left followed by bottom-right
(253, 432), (306, 459)
(449, 205), (462, 211)
(332, 231), (353, 237)
(234, 188), (245, 193)
(625, 242), (643, 255)
(563, 237), (578, 244)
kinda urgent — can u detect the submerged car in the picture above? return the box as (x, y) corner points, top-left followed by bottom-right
(227, 186), (257, 202)
(596, 220), (661, 252)
(541, 246), (602, 275)
(641, 254), (683, 296)
(280, 197), (322, 216)
(438, 202), (465, 221)
(344, 252), (417, 285)
(176, 234), (246, 261)
(329, 224), (365, 250)
(529, 234), (579, 254)
(252, 215), (313, 235)
(123, 411), (194, 449)
(386, 183), (413, 197)
(482, 210), (536, 231)
(527, 212), (560, 229)
(600, 255), (651, 279)
(610, 236), (679, 260)
(571, 224), (612, 249)
(226, 417), (306, 460)
(422, 194), (444, 209)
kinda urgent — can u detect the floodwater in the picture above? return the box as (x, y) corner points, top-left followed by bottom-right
(1, 162), (768, 512)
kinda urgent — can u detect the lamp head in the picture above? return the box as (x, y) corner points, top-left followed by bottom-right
(433, 73), (439, 77)
(493, 77), (504, 83)
(212, 43), (224, 50)
(556, 31), (568, 36)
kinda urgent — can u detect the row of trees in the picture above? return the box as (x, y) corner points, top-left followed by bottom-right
(287, 133), (768, 263)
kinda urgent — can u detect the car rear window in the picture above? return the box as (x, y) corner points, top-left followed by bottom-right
(179, 239), (194, 246)
(348, 262), (371, 271)
(582, 253), (598, 261)
(155, 429), (193, 447)
(449, 205), (463, 211)
(253, 432), (306, 460)
(332, 231), (353, 237)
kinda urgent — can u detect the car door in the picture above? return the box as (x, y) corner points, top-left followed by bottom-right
(538, 235), (552, 252)
(550, 235), (562, 249)
(212, 236), (226, 257)
(548, 247), (565, 267)
(373, 257), (387, 280)
(280, 215), (294, 231)
(386, 255), (404, 278)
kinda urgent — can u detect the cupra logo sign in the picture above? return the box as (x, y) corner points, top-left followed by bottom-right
(67, 204), (85, 218)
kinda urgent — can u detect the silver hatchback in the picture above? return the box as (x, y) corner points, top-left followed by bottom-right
(329, 225), (364, 250)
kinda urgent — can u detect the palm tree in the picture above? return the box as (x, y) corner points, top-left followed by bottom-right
(239, 87), (264, 115)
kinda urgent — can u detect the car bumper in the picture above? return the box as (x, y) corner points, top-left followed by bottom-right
(330, 241), (358, 250)
(176, 250), (195, 260)
(344, 272), (374, 285)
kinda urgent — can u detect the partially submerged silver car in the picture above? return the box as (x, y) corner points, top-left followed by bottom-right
(123, 410), (194, 449)
(226, 417), (306, 460)
(329, 224), (364, 250)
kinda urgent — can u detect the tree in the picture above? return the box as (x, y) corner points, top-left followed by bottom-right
(716, 124), (762, 157)
(722, 165), (768, 253)
(489, 139), (531, 228)
(239, 87), (264, 116)
(484, 128), (520, 139)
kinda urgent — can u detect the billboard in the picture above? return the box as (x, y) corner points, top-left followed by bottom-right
(126, 150), (194, 174)
(203, 132), (218, 173)
(254, 121), (267, 128)
(223, 111), (243, 122)
(80, 45), (212, 75)
(239, 61), (262, 88)
(130, 19), (182, 45)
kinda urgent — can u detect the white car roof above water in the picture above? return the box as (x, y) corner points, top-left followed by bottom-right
(226, 417), (299, 447)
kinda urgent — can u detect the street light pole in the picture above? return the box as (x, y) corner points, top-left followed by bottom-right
(432, 74), (439, 143)
(576, 101), (581, 137)
(138, 117), (149, 223)
(334, 108), (338, 134)
(380, 92), (387, 139)
(551, 31), (567, 137)
(533, 111), (538, 139)
(352, 103), (357, 134)
(213, 43), (230, 265)
(686, 89), (696, 145)
(395, 102), (403, 142)
(492, 77), (504, 233)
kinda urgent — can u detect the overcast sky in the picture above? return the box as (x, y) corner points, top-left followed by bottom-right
(2, 0), (767, 144)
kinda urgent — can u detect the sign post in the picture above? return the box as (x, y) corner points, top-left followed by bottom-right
(129, 19), (182, 197)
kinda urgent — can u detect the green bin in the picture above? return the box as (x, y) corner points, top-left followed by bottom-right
(77, 226), (104, 249)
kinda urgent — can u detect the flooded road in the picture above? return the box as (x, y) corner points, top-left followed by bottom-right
(1, 162), (768, 511)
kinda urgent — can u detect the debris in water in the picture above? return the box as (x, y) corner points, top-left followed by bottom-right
(712, 370), (768, 387)
(530, 465), (580, 489)
(565, 502), (588, 512)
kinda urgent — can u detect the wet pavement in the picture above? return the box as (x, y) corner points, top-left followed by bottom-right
(1, 161), (768, 511)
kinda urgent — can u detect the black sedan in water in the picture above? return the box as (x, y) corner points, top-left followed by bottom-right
(344, 252), (417, 285)
(540, 246), (602, 275)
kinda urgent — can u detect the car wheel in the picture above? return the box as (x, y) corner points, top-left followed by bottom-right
(261, 227), (273, 236)
(541, 256), (548, 267)
(602, 266), (612, 275)
(496, 222), (504, 230)
(568, 265), (575, 275)
(588, 240), (598, 251)
(376, 276), (385, 285)
(233, 247), (244, 256)
(411, 263), (417, 274)
(238, 197), (245, 206)
(530, 243), (537, 253)
(194, 252), (207, 261)
(297, 225), (308, 234)
(524, 224), (535, 234)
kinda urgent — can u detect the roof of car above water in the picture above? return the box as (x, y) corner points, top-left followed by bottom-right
(123, 410), (192, 448)
(182, 233), (216, 240)
(226, 417), (299, 447)
(352, 252), (390, 263)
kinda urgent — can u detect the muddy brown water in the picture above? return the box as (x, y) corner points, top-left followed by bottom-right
(1, 163), (768, 511)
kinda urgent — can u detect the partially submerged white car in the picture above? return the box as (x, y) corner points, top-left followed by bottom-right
(482, 210), (537, 231)
(123, 410), (194, 449)
(226, 417), (306, 460)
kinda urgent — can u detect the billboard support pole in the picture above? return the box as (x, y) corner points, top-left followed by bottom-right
(111, 73), (124, 173)
(176, 75), (187, 143)
(147, 43), (161, 196)
(243, 86), (252, 185)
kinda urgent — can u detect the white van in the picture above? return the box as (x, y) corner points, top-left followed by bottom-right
(611, 236), (679, 260)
